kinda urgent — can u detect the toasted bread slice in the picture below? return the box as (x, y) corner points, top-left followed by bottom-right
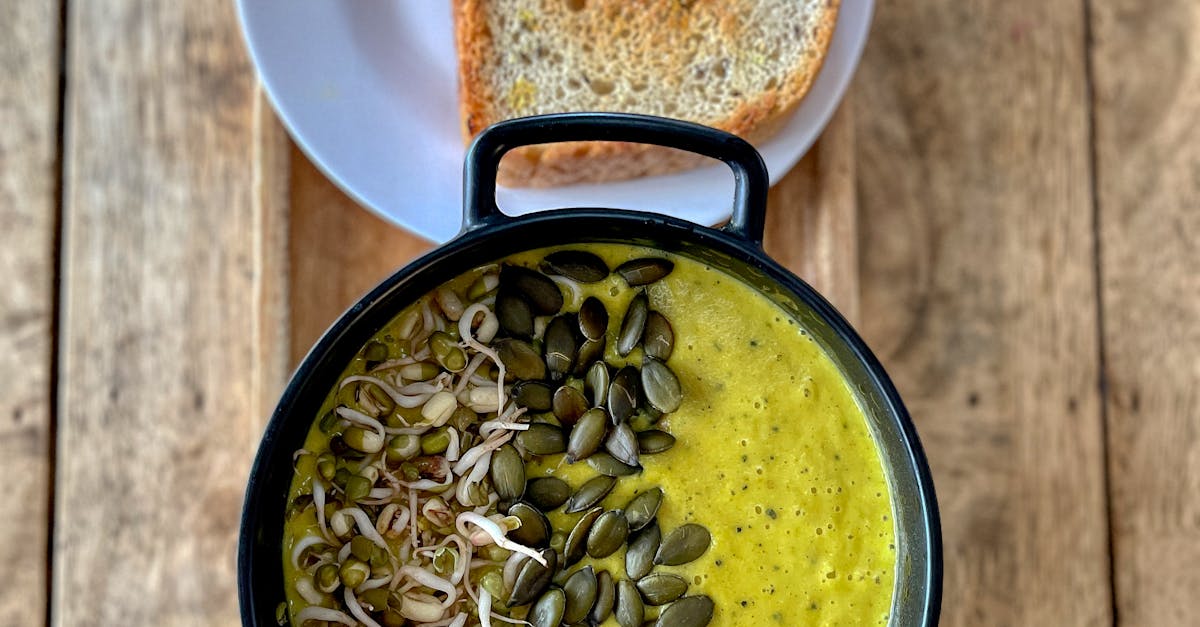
(454, 0), (840, 187)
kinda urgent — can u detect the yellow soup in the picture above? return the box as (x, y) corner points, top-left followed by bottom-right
(283, 244), (895, 626)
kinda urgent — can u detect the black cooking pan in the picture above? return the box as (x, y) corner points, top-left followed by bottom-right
(238, 112), (941, 625)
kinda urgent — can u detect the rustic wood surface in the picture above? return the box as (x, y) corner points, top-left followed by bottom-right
(0, 0), (60, 622)
(1092, 1), (1200, 624)
(1, 0), (1198, 625)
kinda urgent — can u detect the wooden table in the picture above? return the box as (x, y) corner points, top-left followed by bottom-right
(3, 1), (1197, 625)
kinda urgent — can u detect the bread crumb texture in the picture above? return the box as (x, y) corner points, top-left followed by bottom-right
(454, 0), (840, 186)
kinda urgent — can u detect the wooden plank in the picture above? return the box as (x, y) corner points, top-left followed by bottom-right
(288, 146), (435, 361)
(1091, 1), (1200, 623)
(0, 0), (61, 622)
(54, 1), (283, 624)
(764, 102), (859, 324)
(853, 2), (1111, 624)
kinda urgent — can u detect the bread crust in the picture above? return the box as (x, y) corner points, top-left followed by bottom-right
(453, 0), (841, 187)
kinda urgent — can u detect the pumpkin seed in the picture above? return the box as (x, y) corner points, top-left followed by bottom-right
(617, 292), (649, 357)
(615, 580), (645, 627)
(529, 587), (566, 627)
(553, 385), (589, 426)
(587, 452), (642, 477)
(517, 423), (567, 456)
(590, 570), (616, 624)
(625, 521), (660, 581)
(637, 573), (688, 606)
(495, 338), (546, 381)
(563, 507), (603, 566)
(605, 422), (640, 467)
(497, 291), (534, 338)
(642, 311), (674, 360)
(490, 444), (526, 502)
(509, 548), (558, 606)
(562, 566), (598, 623)
(525, 477), (571, 512)
(502, 265), (563, 315)
(566, 408), (608, 463)
(637, 429), (676, 455)
(608, 366), (640, 425)
(564, 475), (616, 513)
(578, 296), (609, 340)
(573, 338), (605, 376)
(544, 315), (578, 381)
(541, 250), (610, 283)
(587, 510), (630, 558)
(655, 524), (711, 566)
(508, 501), (551, 548)
(624, 488), (663, 532)
(616, 257), (674, 286)
(513, 381), (554, 412)
(641, 358), (683, 413)
(654, 596), (714, 627)
(585, 361), (610, 407)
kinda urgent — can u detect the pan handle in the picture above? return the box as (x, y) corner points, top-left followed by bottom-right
(461, 113), (769, 246)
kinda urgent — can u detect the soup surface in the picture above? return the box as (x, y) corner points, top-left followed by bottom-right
(282, 244), (895, 625)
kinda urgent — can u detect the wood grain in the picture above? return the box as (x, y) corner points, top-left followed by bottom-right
(1091, 1), (1200, 624)
(854, 1), (1111, 624)
(288, 146), (434, 361)
(54, 1), (275, 624)
(764, 102), (859, 324)
(0, 0), (60, 622)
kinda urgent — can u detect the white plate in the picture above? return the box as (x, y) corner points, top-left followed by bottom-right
(237, 1), (874, 243)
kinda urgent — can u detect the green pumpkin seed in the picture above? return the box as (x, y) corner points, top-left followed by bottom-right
(615, 579), (645, 627)
(564, 507), (603, 566)
(564, 475), (616, 513)
(502, 265), (564, 315)
(566, 408), (608, 463)
(636, 573), (688, 606)
(605, 422), (640, 467)
(517, 423), (567, 456)
(616, 257), (674, 286)
(577, 296), (609, 340)
(497, 291), (534, 338)
(541, 250), (610, 283)
(585, 361), (610, 407)
(544, 315), (578, 381)
(587, 452), (642, 477)
(495, 338), (546, 381)
(553, 385), (589, 426)
(362, 340), (388, 363)
(562, 566), (599, 623)
(513, 381), (554, 412)
(624, 488), (663, 532)
(490, 444), (526, 502)
(590, 570), (616, 624)
(641, 358), (682, 413)
(637, 430), (676, 455)
(642, 311), (674, 360)
(617, 292), (649, 357)
(625, 521), (660, 581)
(587, 510), (630, 558)
(509, 548), (558, 606)
(508, 501), (551, 548)
(655, 524), (711, 566)
(526, 476), (571, 511)
(654, 595), (714, 627)
(529, 587), (566, 627)
(574, 338), (605, 376)
(608, 366), (640, 425)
